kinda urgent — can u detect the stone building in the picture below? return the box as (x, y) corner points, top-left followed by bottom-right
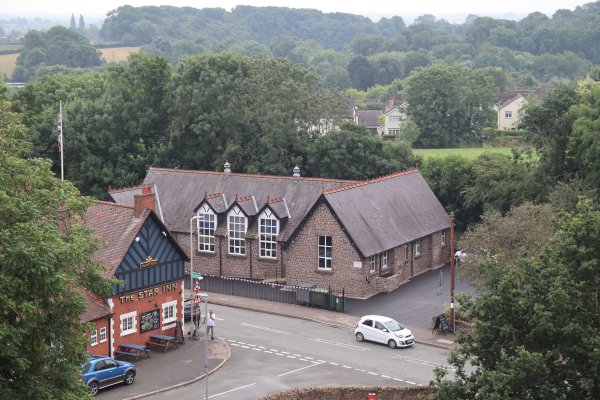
(109, 166), (450, 299)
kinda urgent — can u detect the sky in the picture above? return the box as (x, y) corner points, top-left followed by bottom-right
(1, 0), (591, 23)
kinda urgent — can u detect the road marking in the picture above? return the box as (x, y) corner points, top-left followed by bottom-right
(277, 362), (323, 377)
(241, 346), (250, 349)
(264, 351), (273, 354)
(393, 378), (404, 382)
(281, 351), (290, 354)
(270, 349), (279, 352)
(252, 348), (261, 351)
(304, 356), (313, 360)
(293, 353), (301, 357)
(208, 382), (256, 398)
(406, 381), (416, 385)
(310, 338), (368, 351)
(329, 362), (339, 366)
(342, 365), (352, 369)
(241, 323), (289, 334)
(392, 356), (457, 372)
(368, 371), (379, 376)
(381, 375), (391, 379)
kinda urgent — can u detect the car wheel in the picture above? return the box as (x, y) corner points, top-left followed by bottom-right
(356, 332), (364, 342)
(124, 371), (135, 385)
(88, 381), (99, 396)
(388, 339), (397, 349)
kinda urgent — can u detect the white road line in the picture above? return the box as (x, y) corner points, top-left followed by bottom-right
(252, 348), (261, 351)
(381, 375), (391, 379)
(406, 381), (416, 385)
(304, 356), (313, 360)
(230, 343), (240, 347)
(208, 382), (256, 398)
(263, 351), (273, 354)
(368, 371), (379, 376)
(393, 378), (404, 382)
(293, 353), (301, 357)
(310, 338), (368, 351)
(281, 351), (290, 354)
(342, 366), (352, 369)
(392, 355), (457, 372)
(241, 323), (289, 334)
(329, 362), (338, 366)
(270, 349), (279, 352)
(237, 341), (246, 345)
(277, 362), (322, 377)
(287, 355), (297, 359)
(274, 353), (284, 356)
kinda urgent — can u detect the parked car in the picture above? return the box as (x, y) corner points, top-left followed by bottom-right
(184, 298), (201, 321)
(354, 315), (414, 349)
(80, 355), (136, 396)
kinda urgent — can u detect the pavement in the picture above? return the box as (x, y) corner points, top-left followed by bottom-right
(101, 293), (456, 400)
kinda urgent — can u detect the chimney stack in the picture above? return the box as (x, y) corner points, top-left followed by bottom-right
(134, 186), (155, 218)
(293, 165), (300, 182)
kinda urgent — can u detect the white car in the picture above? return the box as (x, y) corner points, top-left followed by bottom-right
(354, 315), (414, 349)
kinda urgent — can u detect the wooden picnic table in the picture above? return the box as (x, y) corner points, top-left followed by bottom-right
(146, 333), (179, 352)
(114, 343), (150, 360)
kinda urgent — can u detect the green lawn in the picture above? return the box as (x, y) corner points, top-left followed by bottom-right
(413, 147), (514, 160)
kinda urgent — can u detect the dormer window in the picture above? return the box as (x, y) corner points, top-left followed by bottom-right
(228, 206), (247, 255)
(259, 210), (278, 259)
(197, 207), (216, 253)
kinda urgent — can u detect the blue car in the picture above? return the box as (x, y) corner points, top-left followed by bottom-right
(80, 355), (136, 396)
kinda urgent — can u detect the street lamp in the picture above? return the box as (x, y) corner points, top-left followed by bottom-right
(189, 215), (209, 399)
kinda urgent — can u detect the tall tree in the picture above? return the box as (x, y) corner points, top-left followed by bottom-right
(431, 198), (600, 399)
(78, 15), (86, 31)
(404, 64), (496, 148)
(0, 99), (112, 398)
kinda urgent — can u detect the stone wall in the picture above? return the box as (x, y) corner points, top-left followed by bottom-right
(260, 386), (436, 400)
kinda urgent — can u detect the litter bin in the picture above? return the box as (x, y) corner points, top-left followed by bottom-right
(309, 289), (329, 308)
(332, 295), (345, 311)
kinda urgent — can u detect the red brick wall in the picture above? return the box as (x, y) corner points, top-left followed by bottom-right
(86, 318), (111, 356)
(109, 281), (184, 353)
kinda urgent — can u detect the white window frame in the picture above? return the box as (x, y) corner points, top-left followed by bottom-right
(318, 235), (332, 270)
(381, 251), (388, 269)
(99, 327), (107, 343)
(90, 329), (98, 346)
(197, 208), (216, 253)
(441, 230), (447, 246)
(259, 212), (278, 259)
(120, 311), (137, 337)
(414, 239), (421, 256)
(387, 128), (400, 135)
(228, 207), (247, 255)
(389, 115), (402, 123)
(369, 255), (376, 272)
(162, 300), (177, 324)
(505, 110), (512, 118)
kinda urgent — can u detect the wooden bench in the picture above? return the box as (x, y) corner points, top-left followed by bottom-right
(114, 343), (150, 360)
(146, 333), (179, 352)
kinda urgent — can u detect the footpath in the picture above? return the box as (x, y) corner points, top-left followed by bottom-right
(102, 293), (455, 400)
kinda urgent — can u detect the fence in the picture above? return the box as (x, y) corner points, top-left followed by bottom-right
(201, 274), (345, 312)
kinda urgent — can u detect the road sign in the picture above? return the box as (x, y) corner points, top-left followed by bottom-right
(191, 272), (203, 279)
(193, 277), (202, 292)
(194, 292), (203, 305)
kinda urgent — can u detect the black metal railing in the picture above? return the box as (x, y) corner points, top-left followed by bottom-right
(201, 274), (345, 312)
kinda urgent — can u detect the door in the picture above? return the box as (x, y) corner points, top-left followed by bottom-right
(372, 321), (390, 345)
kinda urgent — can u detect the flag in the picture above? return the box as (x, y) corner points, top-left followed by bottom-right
(57, 111), (63, 152)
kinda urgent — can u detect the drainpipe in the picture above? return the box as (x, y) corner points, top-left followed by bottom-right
(249, 239), (253, 279)
(410, 243), (414, 277)
(219, 236), (223, 276)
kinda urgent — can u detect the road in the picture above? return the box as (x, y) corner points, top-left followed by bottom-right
(146, 305), (457, 400)
(346, 264), (476, 328)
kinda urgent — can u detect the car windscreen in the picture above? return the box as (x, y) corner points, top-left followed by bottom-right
(384, 319), (404, 331)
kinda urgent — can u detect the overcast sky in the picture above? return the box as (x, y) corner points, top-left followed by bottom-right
(1, 0), (590, 22)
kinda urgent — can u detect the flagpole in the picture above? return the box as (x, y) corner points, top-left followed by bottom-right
(59, 101), (64, 181)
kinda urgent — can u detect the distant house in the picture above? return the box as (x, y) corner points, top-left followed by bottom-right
(381, 101), (408, 138)
(496, 89), (544, 130)
(109, 165), (450, 299)
(355, 108), (383, 135)
(80, 191), (189, 356)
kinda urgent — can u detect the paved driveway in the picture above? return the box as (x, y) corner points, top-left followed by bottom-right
(345, 264), (476, 328)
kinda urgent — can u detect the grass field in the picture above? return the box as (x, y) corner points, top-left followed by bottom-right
(0, 47), (141, 80)
(413, 147), (514, 160)
(0, 44), (23, 51)
(99, 47), (141, 63)
(0, 53), (19, 80)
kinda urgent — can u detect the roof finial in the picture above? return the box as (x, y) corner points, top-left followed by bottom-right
(293, 165), (300, 182)
(224, 161), (231, 177)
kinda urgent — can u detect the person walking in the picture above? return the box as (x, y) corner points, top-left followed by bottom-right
(206, 309), (215, 340)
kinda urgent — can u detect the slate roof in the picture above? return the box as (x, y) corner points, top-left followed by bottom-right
(133, 168), (356, 240)
(324, 169), (450, 257)
(84, 201), (148, 277)
(79, 289), (112, 323)
(356, 109), (383, 128)
(109, 167), (449, 258)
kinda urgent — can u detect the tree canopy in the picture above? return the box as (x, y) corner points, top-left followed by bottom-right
(13, 26), (103, 82)
(0, 97), (112, 398)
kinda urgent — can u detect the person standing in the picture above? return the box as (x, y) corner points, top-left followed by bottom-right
(206, 309), (215, 340)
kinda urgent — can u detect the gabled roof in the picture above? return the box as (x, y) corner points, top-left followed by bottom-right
(84, 200), (188, 276)
(133, 167), (355, 240)
(324, 169), (450, 257)
(266, 197), (291, 219)
(356, 109), (382, 128)
(85, 201), (148, 276)
(79, 289), (112, 323)
(194, 193), (228, 214)
(497, 93), (525, 110)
